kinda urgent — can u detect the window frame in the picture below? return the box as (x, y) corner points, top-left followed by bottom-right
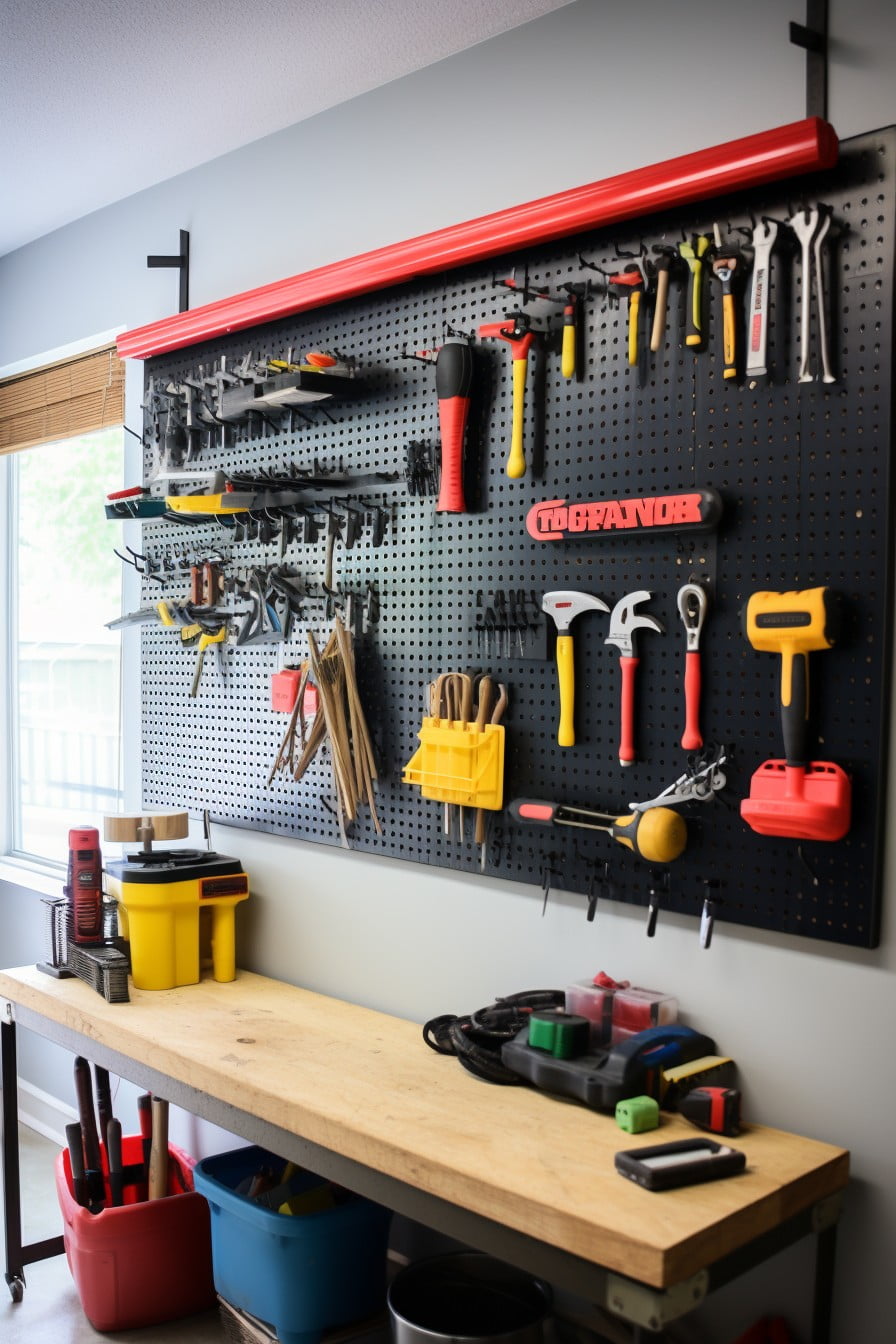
(0, 330), (142, 884)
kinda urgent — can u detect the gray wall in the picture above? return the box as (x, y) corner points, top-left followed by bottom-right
(2, 3), (896, 1339)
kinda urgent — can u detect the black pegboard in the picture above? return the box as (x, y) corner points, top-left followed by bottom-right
(134, 127), (895, 948)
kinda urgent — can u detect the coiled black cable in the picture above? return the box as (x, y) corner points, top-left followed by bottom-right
(423, 989), (565, 1084)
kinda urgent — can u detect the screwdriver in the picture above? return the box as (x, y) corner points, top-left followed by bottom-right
(508, 799), (687, 863)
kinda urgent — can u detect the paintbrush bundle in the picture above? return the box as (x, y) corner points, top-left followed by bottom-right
(269, 615), (380, 839)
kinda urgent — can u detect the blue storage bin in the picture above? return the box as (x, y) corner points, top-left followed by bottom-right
(194, 1145), (392, 1344)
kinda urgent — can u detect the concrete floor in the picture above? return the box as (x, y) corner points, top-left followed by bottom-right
(2, 1124), (234, 1342)
(3, 1125), (399, 1343)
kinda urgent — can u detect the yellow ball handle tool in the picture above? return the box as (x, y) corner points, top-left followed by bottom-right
(542, 590), (610, 748)
(478, 316), (536, 479)
(679, 234), (712, 347)
(508, 799), (687, 864)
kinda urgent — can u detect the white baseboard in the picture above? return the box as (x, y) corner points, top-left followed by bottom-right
(16, 1079), (77, 1146)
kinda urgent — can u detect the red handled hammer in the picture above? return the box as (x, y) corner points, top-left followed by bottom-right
(605, 590), (664, 766)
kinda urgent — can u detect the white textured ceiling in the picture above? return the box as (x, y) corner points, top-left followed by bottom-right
(0, 0), (571, 257)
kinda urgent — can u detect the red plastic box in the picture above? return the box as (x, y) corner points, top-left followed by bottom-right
(55, 1133), (216, 1331)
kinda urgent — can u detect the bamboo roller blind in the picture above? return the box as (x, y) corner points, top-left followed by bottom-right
(0, 344), (124, 454)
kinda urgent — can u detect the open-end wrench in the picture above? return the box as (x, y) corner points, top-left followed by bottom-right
(710, 227), (740, 380)
(605, 590), (664, 767)
(745, 218), (778, 378)
(677, 583), (708, 750)
(788, 206), (820, 383)
(813, 205), (836, 384)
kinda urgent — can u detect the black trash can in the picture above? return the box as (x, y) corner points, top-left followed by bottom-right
(388, 1252), (550, 1344)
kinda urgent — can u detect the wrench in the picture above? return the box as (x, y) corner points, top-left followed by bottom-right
(813, 205), (836, 384)
(788, 207), (820, 383)
(677, 583), (708, 750)
(745, 218), (778, 378)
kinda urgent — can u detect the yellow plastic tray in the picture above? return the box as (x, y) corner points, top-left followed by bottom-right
(402, 718), (505, 809)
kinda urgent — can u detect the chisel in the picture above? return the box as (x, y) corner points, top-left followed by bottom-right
(148, 1096), (169, 1199)
(94, 1065), (113, 1148)
(107, 1119), (124, 1207)
(65, 1121), (89, 1209)
(137, 1092), (153, 1192)
(73, 1056), (104, 1204)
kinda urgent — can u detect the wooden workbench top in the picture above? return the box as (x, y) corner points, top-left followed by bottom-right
(0, 965), (848, 1289)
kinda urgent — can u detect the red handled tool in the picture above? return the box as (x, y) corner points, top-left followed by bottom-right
(435, 337), (475, 512)
(677, 584), (708, 750)
(605, 591), (664, 767)
(478, 313), (536, 478)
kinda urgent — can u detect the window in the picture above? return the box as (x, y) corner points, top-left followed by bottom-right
(1, 342), (127, 871)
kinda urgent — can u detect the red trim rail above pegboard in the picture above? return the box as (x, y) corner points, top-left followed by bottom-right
(117, 117), (838, 361)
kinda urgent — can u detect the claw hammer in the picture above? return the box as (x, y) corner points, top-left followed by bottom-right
(542, 590), (609, 747)
(478, 313), (536, 478)
(605, 590), (664, 766)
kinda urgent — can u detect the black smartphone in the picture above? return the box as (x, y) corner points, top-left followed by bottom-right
(615, 1137), (746, 1191)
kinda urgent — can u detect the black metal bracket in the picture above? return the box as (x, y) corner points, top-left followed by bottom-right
(147, 228), (190, 313)
(789, 1), (829, 120)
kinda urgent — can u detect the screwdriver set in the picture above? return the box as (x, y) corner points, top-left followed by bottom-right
(123, 125), (894, 949)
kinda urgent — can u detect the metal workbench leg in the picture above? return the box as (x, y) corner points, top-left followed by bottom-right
(811, 1221), (838, 1344)
(1, 1013), (65, 1302)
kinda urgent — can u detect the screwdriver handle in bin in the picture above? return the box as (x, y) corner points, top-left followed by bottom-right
(435, 339), (474, 513)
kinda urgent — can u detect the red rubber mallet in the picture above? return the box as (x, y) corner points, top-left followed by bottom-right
(435, 338), (474, 513)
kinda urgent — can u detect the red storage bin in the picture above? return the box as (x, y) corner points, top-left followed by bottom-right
(55, 1133), (216, 1331)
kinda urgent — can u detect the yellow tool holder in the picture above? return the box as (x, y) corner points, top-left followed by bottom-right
(402, 719), (505, 809)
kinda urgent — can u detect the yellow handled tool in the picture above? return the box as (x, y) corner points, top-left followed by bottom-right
(542, 590), (610, 747)
(479, 315), (537, 479)
(711, 227), (741, 379)
(679, 234), (711, 347)
(509, 799), (687, 864)
(190, 625), (227, 697)
(609, 263), (648, 367)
